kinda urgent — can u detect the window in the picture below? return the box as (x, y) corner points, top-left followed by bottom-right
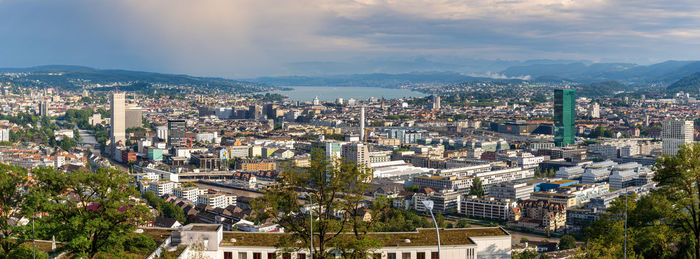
(268, 253), (276, 259)
(417, 252), (425, 259)
(253, 252), (262, 259)
(225, 252), (233, 259)
(283, 253), (292, 259)
(240, 252), (248, 259)
(298, 253), (306, 259)
(431, 252), (439, 259)
(388, 253), (397, 259)
(402, 252), (411, 259)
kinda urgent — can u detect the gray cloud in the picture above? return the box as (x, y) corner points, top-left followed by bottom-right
(0, 0), (699, 77)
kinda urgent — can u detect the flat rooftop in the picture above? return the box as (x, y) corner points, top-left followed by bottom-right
(220, 227), (508, 247)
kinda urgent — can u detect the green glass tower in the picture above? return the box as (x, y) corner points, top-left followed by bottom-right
(554, 89), (575, 147)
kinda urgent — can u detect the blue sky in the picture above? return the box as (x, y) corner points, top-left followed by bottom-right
(0, 0), (699, 77)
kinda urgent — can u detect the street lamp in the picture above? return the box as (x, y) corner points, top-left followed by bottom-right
(422, 200), (440, 258)
(308, 194), (314, 259)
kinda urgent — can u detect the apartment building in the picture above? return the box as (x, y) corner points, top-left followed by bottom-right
(460, 196), (517, 221)
(148, 181), (177, 196)
(413, 175), (472, 192)
(196, 194), (237, 209)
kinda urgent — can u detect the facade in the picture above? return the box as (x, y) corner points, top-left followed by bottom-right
(168, 120), (187, 146)
(173, 187), (202, 202)
(156, 125), (168, 142)
(460, 196), (516, 221)
(488, 182), (533, 201)
(341, 143), (370, 167)
(236, 159), (277, 172)
(553, 89), (575, 147)
(125, 106), (143, 129)
(171, 224), (511, 259)
(148, 181), (177, 196)
(511, 199), (567, 232)
(662, 119), (694, 156)
(413, 175), (472, 192)
(110, 92), (126, 145)
(197, 194), (236, 208)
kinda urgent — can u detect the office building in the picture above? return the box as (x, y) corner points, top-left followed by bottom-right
(432, 95), (441, 110)
(554, 89), (575, 147)
(110, 92), (126, 145)
(168, 120), (187, 146)
(662, 119), (694, 156)
(125, 106), (143, 129)
(488, 182), (533, 201)
(341, 143), (370, 167)
(248, 105), (263, 120)
(40, 99), (50, 117)
(360, 106), (365, 142)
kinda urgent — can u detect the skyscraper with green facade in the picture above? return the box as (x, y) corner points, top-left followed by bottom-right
(554, 89), (575, 147)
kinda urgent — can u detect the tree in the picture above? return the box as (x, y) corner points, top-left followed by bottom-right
(469, 178), (484, 198)
(456, 219), (470, 228)
(27, 166), (151, 257)
(653, 143), (700, 259)
(0, 164), (30, 258)
(252, 149), (381, 258)
(559, 235), (576, 250)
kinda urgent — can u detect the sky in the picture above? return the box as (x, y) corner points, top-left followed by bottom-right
(0, 0), (699, 78)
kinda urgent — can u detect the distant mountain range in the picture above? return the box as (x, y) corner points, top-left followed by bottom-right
(252, 72), (491, 88)
(0, 65), (268, 93)
(501, 60), (700, 85)
(3, 60), (700, 96)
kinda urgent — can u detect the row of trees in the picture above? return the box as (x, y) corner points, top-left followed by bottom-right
(0, 164), (154, 258)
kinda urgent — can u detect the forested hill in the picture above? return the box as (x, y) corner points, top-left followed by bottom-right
(0, 65), (271, 93)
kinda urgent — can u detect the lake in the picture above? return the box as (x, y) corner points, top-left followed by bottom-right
(265, 86), (426, 101)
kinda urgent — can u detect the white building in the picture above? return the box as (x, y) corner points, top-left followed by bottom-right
(156, 125), (168, 142)
(662, 119), (694, 156)
(171, 224), (511, 259)
(0, 128), (9, 142)
(173, 187), (204, 202)
(148, 181), (177, 196)
(110, 92), (126, 145)
(197, 194), (237, 208)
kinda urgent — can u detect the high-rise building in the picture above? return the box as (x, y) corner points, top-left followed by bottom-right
(40, 99), (50, 117)
(360, 106), (365, 142)
(248, 105), (263, 120)
(156, 125), (168, 142)
(432, 95), (441, 110)
(588, 102), (600, 119)
(125, 106), (143, 129)
(662, 119), (694, 156)
(554, 89), (575, 147)
(168, 120), (187, 146)
(341, 143), (370, 167)
(110, 92), (126, 145)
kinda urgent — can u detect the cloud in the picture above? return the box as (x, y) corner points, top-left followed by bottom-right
(0, 0), (699, 77)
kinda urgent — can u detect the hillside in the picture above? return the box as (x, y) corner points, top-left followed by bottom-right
(0, 66), (270, 93)
(252, 72), (488, 88)
(667, 72), (700, 94)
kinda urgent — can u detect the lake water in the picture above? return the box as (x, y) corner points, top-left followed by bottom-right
(266, 86), (426, 101)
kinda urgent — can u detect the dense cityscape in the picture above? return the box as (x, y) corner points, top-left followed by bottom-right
(3, 1), (700, 259)
(0, 70), (699, 258)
